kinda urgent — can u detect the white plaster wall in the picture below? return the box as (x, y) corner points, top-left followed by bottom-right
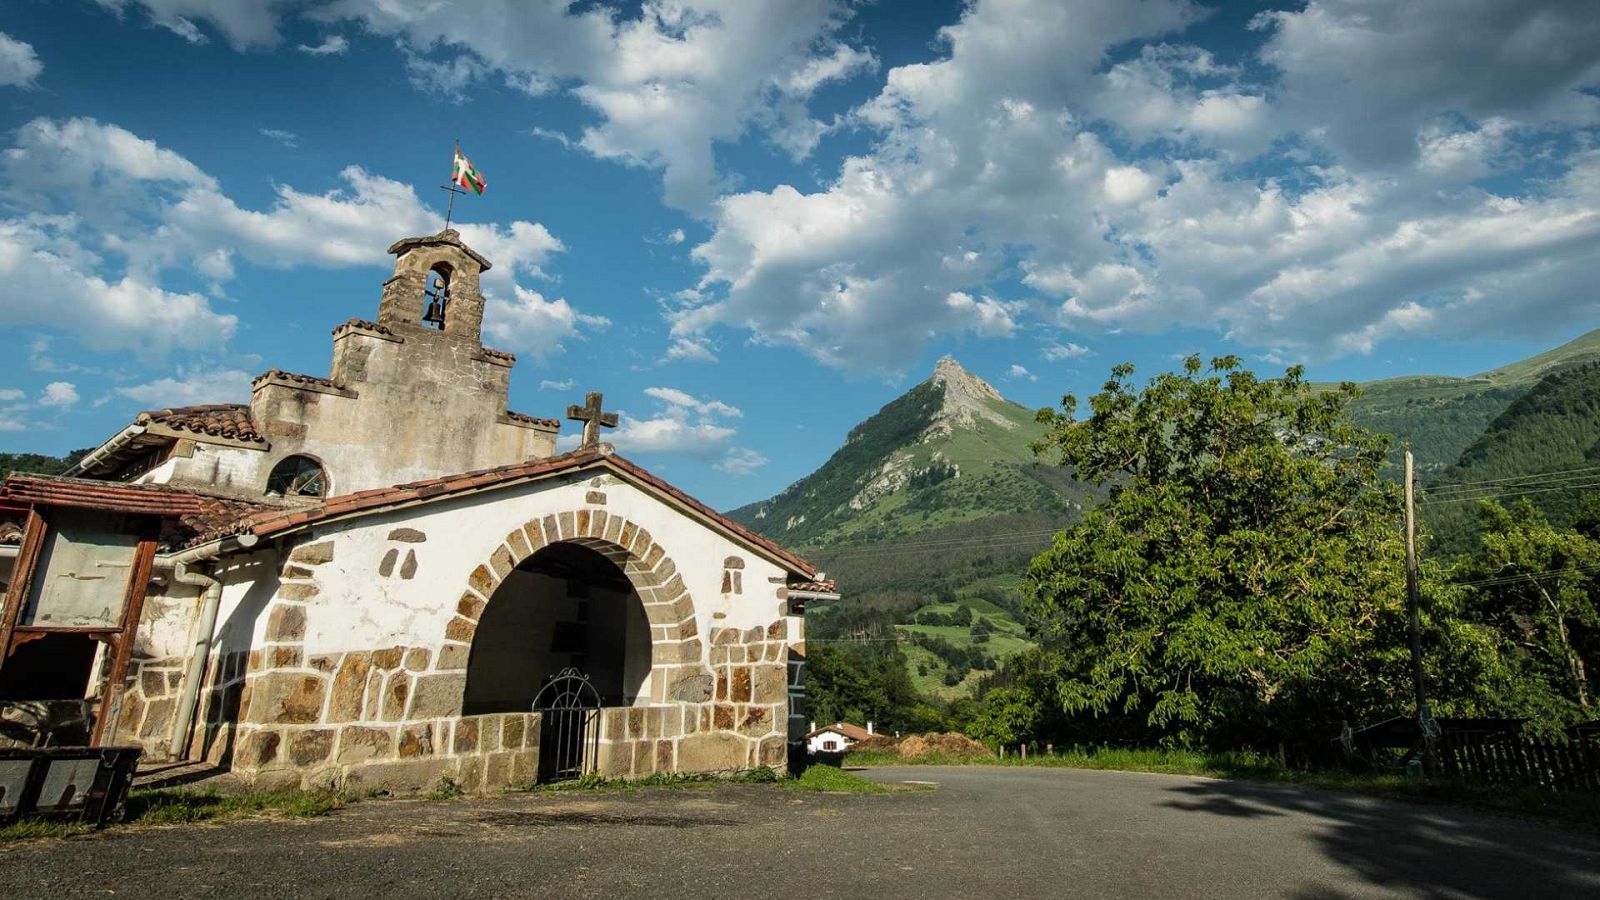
(289, 471), (790, 662)
(137, 580), (205, 659)
(807, 732), (854, 754)
(139, 444), (272, 499)
(210, 549), (286, 654)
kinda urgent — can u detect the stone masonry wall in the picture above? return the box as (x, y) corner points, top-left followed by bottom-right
(224, 538), (540, 793)
(216, 499), (794, 791)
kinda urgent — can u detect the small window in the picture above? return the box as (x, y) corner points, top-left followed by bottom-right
(266, 455), (328, 498)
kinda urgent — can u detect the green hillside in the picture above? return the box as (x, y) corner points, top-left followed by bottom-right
(729, 357), (1094, 548)
(730, 358), (1098, 693)
(1423, 362), (1600, 554)
(1343, 327), (1600, 477)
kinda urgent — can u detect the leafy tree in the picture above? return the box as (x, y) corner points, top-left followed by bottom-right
(1460, 499), (1600, 726)
(952, 604), (973, 626)
(1023, 356), (1422, 752)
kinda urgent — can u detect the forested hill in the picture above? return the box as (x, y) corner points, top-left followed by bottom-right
(1343, 327), (1600, 477)
(0, 449), (88, 481)
(1423, 362), (1600, 554)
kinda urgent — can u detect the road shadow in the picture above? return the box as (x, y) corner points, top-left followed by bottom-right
(1160, 778), (1600, 899)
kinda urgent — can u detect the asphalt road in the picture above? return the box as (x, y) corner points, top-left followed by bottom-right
(2, 766), (1597, 898)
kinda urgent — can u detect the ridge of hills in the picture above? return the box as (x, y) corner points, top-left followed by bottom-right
(1342, 327), (1600, 477)
(733, 328), (1600, 700)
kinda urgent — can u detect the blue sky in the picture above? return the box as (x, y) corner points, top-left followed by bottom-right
(1, 0), (1598, 511)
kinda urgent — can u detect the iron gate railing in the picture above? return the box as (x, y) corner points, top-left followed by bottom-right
(533, 668), (600, 783)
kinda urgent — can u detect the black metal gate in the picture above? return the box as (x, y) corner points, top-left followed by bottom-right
(533, 668), (600, 783)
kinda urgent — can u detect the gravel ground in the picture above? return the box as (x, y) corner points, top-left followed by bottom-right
(2, 766), (1597, 899)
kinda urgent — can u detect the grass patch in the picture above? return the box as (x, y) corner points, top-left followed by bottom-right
(123, 787), (355, 825)
(0, 819), (92, 844)
(1, 786), (359, 844)
(785, 765), (903, 794)
(524, 767), (789, 794)
(844, 746), (1600, 829)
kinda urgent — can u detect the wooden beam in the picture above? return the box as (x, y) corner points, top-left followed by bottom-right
(0, 508), (47, 668)
(91, 528), (157, 747)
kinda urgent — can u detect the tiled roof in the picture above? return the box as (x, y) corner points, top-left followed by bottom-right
(482, 346), (517, 363)
(191, 446), (821, 578)
(506, 410), (561, 430)
(788, 579), (838, 595)
(333, 318), (393, 336)
(807, 722), (874, 741)
(0, 474), (280, 550)
(252, 369), (339, 390)
(137, 404), (265, 444)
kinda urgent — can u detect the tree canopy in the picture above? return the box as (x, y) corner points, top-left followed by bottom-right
(1022, 357), (1423, 751)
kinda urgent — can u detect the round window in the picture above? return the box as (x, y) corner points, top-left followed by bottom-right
(265, 455), (328, 498)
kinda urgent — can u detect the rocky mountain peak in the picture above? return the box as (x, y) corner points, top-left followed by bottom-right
(927, 356), (1012, 432)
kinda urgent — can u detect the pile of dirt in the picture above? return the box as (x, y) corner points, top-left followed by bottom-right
(895, 732), (994, 758)
(851, 734), (902, 753)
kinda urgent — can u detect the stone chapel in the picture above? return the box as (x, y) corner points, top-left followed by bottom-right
(0, 229), (836, 792)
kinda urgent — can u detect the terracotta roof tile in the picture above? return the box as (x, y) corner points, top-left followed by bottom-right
(137, 403), (266, 444)
(0, 474), (281, 550)
(505, 410), (562, 430)
(788, 579), (838, 594)
(806, 722), (874, 741)
(332, 318), (393, 337)
(191, 446), (822, 579)
(252, 369), (340, 390)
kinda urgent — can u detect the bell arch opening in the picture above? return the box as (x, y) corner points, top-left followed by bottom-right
(461, 541), (652, 716)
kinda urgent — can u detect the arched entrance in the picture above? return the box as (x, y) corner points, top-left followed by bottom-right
(462, 541), (653, 716)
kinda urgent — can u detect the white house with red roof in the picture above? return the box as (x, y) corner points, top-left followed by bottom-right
(0, 229), (836, 793)
(806, 721), (876, 754)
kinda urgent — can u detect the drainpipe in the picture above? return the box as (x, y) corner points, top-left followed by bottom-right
(168, 560), (223, 759)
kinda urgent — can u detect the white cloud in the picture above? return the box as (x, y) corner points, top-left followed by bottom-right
(644, 386), (740, 418)
(663, 336), (717, 364)
(680, 0), (1600, 370)
(302, 1), (873, 214)
(539, 378), (575, 391)
(115, 366), (253, 407)
(1, 117), (598, 361)
(1256, 0), (1600, 167)
(258, 128), (298, 148)
(0, 388), (24, 402)
(715, 446), (768, 475)
(1042, 342), (1091, 361)
(0, 32), (42, 88)
(1006, 364), (1037, 383)
(483, 287), (609, 361)
(608, 386), (742, 458)
(297, 35), (348, 56)
(39, 382), (79, 408)
(95, 0), (285, 50)
(666, 228), (685, 245)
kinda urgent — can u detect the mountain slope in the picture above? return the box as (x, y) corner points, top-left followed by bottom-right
(730, 357), (1093, 549)
(730, 358), (1096, 699)
(1424, 362), (1600, 554)
(1344, 327), (1600, 476)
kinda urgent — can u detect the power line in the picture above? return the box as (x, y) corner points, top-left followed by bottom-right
(1420, 478), (1600, 506)
(1424, 463), (1600, 494)
(1425, 470), (1600, 500)
(1451, 560), (1600, 590)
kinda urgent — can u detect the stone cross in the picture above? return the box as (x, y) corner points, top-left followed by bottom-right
(566, 391), (618, 449)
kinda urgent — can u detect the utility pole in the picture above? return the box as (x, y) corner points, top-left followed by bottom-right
(1403, 449), (1436, 767)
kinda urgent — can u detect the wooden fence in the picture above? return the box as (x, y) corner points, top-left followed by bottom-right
(1436, 729), (1600, 792)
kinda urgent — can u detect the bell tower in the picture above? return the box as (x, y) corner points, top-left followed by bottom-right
(376, 228), (491, 345)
